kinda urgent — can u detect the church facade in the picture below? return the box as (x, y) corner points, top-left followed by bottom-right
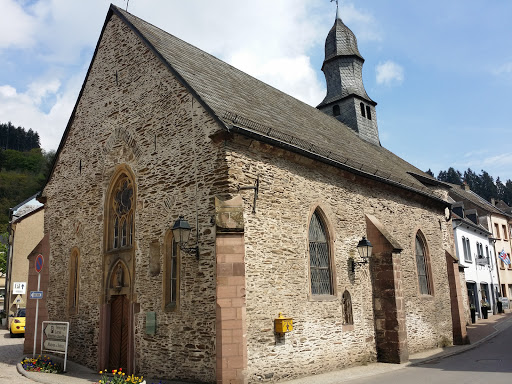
(39, 5), (466, 384)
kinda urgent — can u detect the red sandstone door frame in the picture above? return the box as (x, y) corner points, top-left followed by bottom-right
(99, 258), (135, 374)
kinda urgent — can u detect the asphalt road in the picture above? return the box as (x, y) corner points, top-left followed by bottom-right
(0, 329), (36, 383)
(348, 325), (512, 384)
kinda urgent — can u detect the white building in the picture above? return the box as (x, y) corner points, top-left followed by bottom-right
(451, 198), (500, 320)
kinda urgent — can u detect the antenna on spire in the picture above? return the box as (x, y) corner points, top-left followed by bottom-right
(125, 0), (130, 11)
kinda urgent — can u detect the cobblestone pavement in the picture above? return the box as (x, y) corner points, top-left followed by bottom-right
(0, 329), (36, 383)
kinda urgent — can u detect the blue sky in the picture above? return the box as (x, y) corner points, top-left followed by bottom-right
(1, 0), (512, 181)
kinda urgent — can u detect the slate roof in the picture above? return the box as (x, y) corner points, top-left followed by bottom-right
(11, 193), (43, 223)
(447, 183), (510, 217)
(49, 5), (447, 205)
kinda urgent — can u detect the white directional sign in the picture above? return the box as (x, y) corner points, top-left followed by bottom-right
(13, 282), (26, 295)
(43, 339), (67, 352)
(41, 321), (70, 372)
(30, 291), (43, 300)
(44, 323), (68, 341)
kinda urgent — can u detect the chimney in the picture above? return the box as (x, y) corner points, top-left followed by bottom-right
(461, 182), (470, 191)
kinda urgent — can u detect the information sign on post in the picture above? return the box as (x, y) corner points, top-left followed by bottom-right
(41, 321), (70, 372)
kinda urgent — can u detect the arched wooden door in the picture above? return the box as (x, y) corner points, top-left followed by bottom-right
(109, 294), (129, 370)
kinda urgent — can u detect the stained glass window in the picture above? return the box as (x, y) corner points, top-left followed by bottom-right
(110, 177), (134, 250)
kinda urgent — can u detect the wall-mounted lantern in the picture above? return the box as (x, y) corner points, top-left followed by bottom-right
(350, 236), (373, 272)
(171, 215), (199, 259)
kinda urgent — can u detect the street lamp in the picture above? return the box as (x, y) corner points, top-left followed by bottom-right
(171, 215), (199, 259)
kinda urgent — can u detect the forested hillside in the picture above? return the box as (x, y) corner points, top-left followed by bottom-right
(0, 122), (40, 152)
(427, 167), (512, 207)
(0, 122), (55, 233)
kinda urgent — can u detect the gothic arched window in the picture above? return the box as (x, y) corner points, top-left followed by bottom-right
(309, 210), (334, 296)
(415, 232), (433, 295)
(342, 290), (353, 325)
(164, 231), (180, 311)
(108, 175), (134, 251)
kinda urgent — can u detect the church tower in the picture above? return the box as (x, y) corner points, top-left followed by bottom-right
(317, 7), (380, 146)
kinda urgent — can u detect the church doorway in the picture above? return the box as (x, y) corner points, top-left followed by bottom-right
(109, 294), (130, 371)
(100, 166), (137, 374)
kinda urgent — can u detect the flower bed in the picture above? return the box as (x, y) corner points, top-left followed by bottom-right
(97, 368), (146, 384)
(21, 355), (63, 373)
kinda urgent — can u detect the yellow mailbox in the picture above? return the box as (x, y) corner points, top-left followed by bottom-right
(274, 312), (293, 334)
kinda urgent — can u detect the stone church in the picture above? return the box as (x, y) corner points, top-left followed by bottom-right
(38, 4), (467, 383)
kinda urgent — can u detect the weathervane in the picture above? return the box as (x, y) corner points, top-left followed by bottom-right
(125, 0), (130, 11)
(330, 0), (340, 19)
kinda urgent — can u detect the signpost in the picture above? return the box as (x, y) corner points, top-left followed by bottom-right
(32, 254), (43, 358)
(41, 321), (70, 371)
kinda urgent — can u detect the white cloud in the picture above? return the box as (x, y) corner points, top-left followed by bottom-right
(376, 61), (404, 86)
(493, 62), (512, 75)
(230, 53), (325, 105)
(0, 0), (37, 48)
(0, 72), (83, 150)
(340, 3), (382, 42)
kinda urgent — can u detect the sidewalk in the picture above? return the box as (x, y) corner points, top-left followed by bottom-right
(17, 311), (512, 384)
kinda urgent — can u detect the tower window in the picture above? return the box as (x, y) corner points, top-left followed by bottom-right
(360, 103), (366, 117)
(366, 106), (372, 120)
(333, 105), (340, 116)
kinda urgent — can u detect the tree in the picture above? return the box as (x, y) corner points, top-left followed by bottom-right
(463, 168), (480, 192)
(437, 167), (462, 184)
(0, 238), (7, 275)
(478, 171), (498, 203)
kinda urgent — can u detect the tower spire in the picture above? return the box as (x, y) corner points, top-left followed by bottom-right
(317, 6), (380, 146)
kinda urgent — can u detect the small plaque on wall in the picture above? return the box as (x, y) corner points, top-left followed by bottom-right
(146, 312), (156, 335)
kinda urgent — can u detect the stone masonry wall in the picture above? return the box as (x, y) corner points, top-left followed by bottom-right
(42, 15), (228, 382)
(224, 135), (453, 382)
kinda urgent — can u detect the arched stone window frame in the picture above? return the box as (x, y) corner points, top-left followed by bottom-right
(414, 230), (434, 296)
(307, 206), (336, 299)
(163, 230), (180, 312)
(105, 168), (135, 253)
(68, 247), (80, 315)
